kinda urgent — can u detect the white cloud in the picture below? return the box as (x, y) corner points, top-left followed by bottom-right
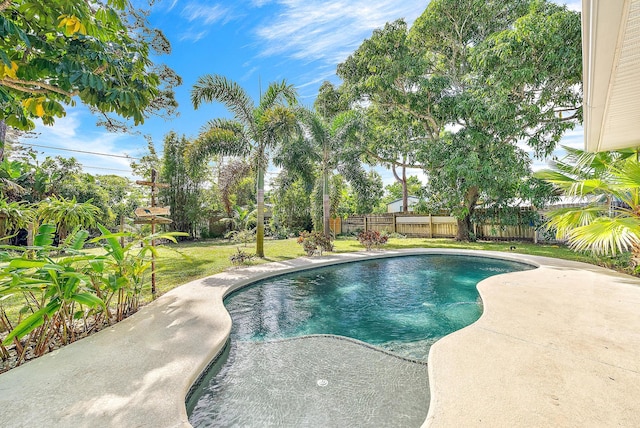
(254, 0), (426, 65)
(27, 110), (141, 178)
(240, 66), (260, 81)
(167, 0), (179, 12)
(181, 3), (230, 25)
(179, 30), (209, 42)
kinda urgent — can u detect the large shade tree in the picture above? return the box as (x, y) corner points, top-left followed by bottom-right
(340, 1), (582, 240)
(190, 75), (298, 257)
(0, 0), (180, 159)
(338, 20), (440, 214)
(413, 0), (581, 239)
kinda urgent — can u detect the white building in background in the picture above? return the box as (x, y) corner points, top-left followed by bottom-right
(386, 196), (420, 213)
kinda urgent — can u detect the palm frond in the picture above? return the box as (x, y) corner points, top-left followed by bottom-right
(544, 205), (605, 239)
(260, 105), (298, 148)
(613, 157), (640, 189)
(259, 79), (298, 110)
(331, 110), (365, 148)
(297, 108), (329, 148)
(191, 74), (255, 129)
(569, 216), (640, 255)
(186, 122), (251, 166)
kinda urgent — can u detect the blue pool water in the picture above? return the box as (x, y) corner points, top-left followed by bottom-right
(187, 254), (533, 426)
(226, 254), (531, 358)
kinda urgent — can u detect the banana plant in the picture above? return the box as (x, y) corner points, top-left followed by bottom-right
(88, 224), (187, 321)
(0, 223), (186, 365)
(0, 224), (105, 354)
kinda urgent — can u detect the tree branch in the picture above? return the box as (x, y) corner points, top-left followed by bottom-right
(364, 148), (422, 169)
(1, 78), (78, 98)
(0, 0), (12, 13)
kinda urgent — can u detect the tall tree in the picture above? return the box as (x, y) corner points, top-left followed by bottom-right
(314, 81), (349, 121)
(338, 20), (442, 214)
(0, 0), (180, 157)
(160, 132), (209, 239)
(289, 108), (367, 236)
(190, 75), (298, 257)
(342, 1), (581, 240)
(413, 0), (581, 240)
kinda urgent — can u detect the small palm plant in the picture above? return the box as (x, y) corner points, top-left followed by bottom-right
(37, 195), (101, 241)
(535, 147), (640, 261)
(0, 199), (34, 240)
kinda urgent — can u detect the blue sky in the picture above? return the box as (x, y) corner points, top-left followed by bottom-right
(24, 0), (582, 187)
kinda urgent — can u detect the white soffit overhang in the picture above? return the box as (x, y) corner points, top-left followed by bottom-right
(583, 0), (640, 152)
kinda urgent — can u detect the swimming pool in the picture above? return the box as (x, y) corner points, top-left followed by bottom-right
(187, 254), (532, 426)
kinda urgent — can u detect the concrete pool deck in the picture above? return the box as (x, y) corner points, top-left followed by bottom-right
(0, 249), (639, 427)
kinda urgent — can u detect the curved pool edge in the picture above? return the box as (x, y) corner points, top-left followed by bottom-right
(0, 249), (638, 427)
(423, 253), (640, 427)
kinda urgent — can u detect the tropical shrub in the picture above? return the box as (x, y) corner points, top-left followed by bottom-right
(536, 149), (640, 265)
(0, 199), (34, 240)
(229, 248), (255, 266)
(225, 229), (256, 247)
(297, 231), (334, 256)
(357, 230), (389, 251)
(0, 223), (184, 368)
(37, 196), (101, 241)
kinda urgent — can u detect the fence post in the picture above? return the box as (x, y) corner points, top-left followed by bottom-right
(393, 214), (397, 233)
(429, 214), (433, 238)
(364, 216), (367, 232)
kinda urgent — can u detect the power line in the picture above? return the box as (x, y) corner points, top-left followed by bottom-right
(16, 143), (141, 160)
(82, 165), (135, 173)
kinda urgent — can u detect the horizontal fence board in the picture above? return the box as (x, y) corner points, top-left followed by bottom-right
(337, 212), (536, 241)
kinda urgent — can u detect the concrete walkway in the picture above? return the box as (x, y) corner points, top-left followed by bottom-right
(0, 249), (638, 427)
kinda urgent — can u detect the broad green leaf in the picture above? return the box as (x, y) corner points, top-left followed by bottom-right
(34, 224), (56, 247)
(2, 299), (61, 345)
(70, 292), (105, 308)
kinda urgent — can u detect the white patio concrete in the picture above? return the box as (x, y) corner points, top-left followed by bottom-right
(0, 249), (638, 427)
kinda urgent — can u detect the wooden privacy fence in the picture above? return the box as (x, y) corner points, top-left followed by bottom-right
(337, 212), (536, 241)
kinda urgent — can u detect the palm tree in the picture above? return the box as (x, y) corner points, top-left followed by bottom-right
(291, 108), (365, 237)
(37, 195), (101, 241)
(535, 147), (640, 259)
(190, 75), (298, 257)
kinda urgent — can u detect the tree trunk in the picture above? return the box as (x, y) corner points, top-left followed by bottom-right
(401, 165), (408, 213)
(456, 216), (472, 241)
(256, 163), (265, 258)
(0, 119), (6, 162)
(322, 170), (330, 237)
(392, 164), (409, 213)
(455, 186), (479, 241)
